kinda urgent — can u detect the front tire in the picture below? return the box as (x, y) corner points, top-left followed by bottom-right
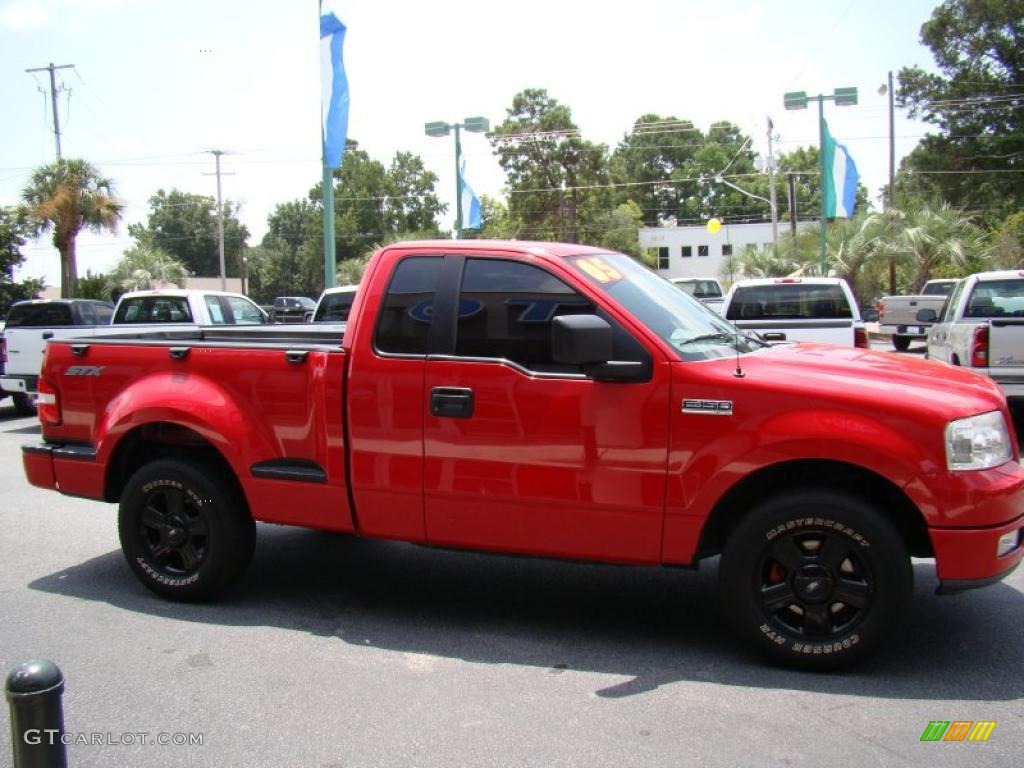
(118, 459), (256, 601)
(719, 489), (912, 670)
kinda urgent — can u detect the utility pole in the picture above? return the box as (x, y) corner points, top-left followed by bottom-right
(788, 174), (798, 239)
(204, 150), (233, 291)
(25, 62), (74, 159)
(884, 71), (897, 294)
(766, 115), (779, 245)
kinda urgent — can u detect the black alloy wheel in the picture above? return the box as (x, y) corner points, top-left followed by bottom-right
(118, 458), (255, 600)
(720, 489), (912, 670)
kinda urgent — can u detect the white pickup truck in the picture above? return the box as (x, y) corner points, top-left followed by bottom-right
(0, 289), (268, 414)
(721, 277), (868, 347)
(1, 299), (115, 414)
(670, 277), (726, 314)
(878, 278), (959, 351)
(923, 270), (1024, 430)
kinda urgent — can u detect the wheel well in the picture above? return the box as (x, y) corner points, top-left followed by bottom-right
(104, 422), (242, 503)
(696, 460), (933, 559)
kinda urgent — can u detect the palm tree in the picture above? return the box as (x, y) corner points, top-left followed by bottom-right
(22, 158), (123, 298)
(886, 205), (987, 291)
(108, 245), (190, 294)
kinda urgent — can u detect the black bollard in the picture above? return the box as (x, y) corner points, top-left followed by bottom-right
(5, 660), (67, 768)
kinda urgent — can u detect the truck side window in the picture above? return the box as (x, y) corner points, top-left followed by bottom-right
(375, 256), (442, 355)
(205, 296), (228, 324)
(455, 259), (594, 371)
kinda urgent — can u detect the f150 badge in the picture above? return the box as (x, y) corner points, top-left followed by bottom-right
(682, 399), (733, 416)
(65, 365), (105, 377)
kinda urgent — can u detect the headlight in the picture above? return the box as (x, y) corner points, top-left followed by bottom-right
(945, 411), (1012, 471)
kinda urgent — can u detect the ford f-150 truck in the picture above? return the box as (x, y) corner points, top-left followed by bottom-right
(21, 240), (1024, 670)
(878, 278), (959, 351)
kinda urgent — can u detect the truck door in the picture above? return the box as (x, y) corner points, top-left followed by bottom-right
(422, 255), (670, 563)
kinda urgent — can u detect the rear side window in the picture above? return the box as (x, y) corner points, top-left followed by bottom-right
(966, 280), (1024, 318)
(726, 284), (852, 320)
(93, 304), (113, 324)
(374, 257), (441, 355)
(205, 296), (228, 324)
(5, 303), (73, 326)
(114, 296), (193, 323)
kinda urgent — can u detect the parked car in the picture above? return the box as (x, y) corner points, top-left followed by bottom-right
(272, 296), (317, 323)
(923, 270), (1024, 432)
(0, 299), (115, 415)
(670, 277), (725, 314)
(877, 278), (959, 351)
(312, 285), (359, 322)
(23, 239), (1024, 670)
(721, 277), (868, 347)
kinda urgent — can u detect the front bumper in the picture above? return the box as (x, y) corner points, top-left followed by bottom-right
(931, 512), (1024, 593)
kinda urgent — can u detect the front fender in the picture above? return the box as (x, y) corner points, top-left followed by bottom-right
(661, 407), (938, 563)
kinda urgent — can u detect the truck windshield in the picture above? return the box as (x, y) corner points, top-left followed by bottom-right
(567, 253), (760, 361)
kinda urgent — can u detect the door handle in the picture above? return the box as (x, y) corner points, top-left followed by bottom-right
(168, 347), (190, 360)
(285, 350), (308, 365)
(762, 332), (787, 342)
(430, 387), (474, 418)
(42, 331), (54, 340)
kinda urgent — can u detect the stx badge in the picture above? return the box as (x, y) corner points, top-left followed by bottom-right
(65, 366), (105, 377)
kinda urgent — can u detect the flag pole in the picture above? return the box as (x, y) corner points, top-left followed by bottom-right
(818, 98), (827, 275)
(323, 161), (336, 289)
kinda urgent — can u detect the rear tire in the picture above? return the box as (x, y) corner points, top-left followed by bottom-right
(891, 335), (911, 352)
(118, 458), (256, 601)
(719, 489), (912, 670)
(12, 392), (36, 416)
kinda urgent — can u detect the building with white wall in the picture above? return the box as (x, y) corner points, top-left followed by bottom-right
(640, 221), (815, 286)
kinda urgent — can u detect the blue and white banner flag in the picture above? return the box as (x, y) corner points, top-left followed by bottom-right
(460, 155), (482, 230)
(320, 2), (349, 169)
(822, 119), (858, 218)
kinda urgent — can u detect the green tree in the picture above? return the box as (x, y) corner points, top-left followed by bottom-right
(128, 189), (249, 278)
(884, 205), (988, 290)
(0, 206), (44, 316)
(896, 0), (1024, 219)
(261, 142), (445, 298)
(490, 88), (608, 242)
(384, 151), (445, 235)
(108, 244), (190, 295)
(608, 115), (702, 226)
(75, 270), (112, 302)
(21, 158), (123, 297)
(587, 201), (645, 259)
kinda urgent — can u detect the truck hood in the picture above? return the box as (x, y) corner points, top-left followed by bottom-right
(727, 343), (1005, 420)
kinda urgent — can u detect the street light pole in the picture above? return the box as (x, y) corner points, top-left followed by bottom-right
(425, 116), (489, 239)
(783, 87), (858, 275)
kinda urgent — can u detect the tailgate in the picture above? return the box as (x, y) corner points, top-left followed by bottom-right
(988, 318), (1024, 398)
(733, 320), (856, 345)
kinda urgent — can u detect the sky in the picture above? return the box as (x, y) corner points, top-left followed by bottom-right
(1, 0), (943, 287)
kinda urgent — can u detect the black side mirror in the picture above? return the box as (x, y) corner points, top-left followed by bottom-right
(551, 315), (645, 382)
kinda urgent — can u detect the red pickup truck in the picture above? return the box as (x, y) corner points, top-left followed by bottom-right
(22, 240), (1024, 669)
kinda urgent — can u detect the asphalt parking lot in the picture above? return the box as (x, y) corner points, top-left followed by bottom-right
(0, 396), (1022, 768)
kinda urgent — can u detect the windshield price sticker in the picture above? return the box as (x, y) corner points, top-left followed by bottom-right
(575, 257), (623, 284)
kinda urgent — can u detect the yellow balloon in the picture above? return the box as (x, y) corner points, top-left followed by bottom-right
(707, 218), (722, 234)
